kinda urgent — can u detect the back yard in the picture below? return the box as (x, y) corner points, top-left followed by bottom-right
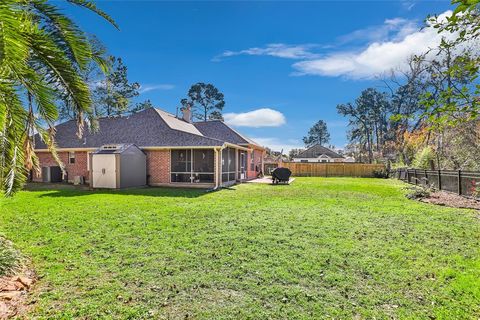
(1, 178), (479, 319)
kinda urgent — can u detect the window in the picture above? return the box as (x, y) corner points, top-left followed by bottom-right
(300, 160), (308, 163)
(68, 152), (75, 164)
(250, 151), (255, 171)
(171, 149), (214, 183)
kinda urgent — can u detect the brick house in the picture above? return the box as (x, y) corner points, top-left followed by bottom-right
(33, 107), (265, 188)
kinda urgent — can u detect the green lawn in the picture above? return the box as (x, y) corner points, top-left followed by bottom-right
(1, 178), (479, 319)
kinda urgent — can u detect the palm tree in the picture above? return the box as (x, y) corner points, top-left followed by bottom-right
(0, 0), (117, 195)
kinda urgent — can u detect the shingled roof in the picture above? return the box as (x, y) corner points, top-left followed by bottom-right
(34, 108), (227, 149)
(294, 144), (344, 159)
(193, 120), (262, 147)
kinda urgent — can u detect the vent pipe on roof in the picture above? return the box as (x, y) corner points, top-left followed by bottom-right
(181, 103), (192, 123)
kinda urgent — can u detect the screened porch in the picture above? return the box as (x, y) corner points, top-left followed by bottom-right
(170, 147), (248, 187)
(171, 149), (215, 184)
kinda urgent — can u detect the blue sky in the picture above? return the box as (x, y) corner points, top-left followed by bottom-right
(69, 0), (452, 152)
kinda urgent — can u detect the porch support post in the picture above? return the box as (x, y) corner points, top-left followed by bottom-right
(214, 148), (218, 188)
(215, 148), (223, 189)
(219, 148), (223, 187)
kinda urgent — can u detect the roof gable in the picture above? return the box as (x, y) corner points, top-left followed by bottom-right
(154, 109), (203, 136)
(193, 120), (262, 148)
(294, 144), (343, 159)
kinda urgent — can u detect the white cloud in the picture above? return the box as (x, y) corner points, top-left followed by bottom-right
(336, 17), (418, 45)
(252, 137), (303, 153)
(223, 108), (286, 128)
(292, 11), (455, 79)
(214, 43), (319, 61)
(139, 84), (175, 93)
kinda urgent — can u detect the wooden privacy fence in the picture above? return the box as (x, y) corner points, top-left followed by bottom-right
(279, 162), (385, 177)
(394, 168), (480, 197)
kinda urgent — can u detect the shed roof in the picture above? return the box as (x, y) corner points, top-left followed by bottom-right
(93, 144), (141, 154)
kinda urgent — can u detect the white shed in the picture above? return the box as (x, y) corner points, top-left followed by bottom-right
(91, 144), (146, 189)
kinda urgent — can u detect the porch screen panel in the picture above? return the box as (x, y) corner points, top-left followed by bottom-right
(222, 147), (236, 182)
(222, 148), (228, 182)
(171, 149), (192, 183)
(228, 148), (236, 181)
(192, 149), (214, 183)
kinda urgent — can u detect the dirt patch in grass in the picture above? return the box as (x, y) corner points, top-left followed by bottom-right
(421, 191), (480, 210)
(0, 237), (36, 319)
(0, 269), (36, 319)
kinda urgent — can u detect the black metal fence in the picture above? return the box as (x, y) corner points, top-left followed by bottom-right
(394, 168), (480, 197)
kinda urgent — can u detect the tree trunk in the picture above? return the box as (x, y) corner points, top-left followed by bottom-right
(363, 123), (373, 163)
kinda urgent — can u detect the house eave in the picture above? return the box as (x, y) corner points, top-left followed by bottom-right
(34, 144), (251, 152)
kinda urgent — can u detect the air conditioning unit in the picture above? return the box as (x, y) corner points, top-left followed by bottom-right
(41, 166), (63, 183)
(73, 176), (85, 185)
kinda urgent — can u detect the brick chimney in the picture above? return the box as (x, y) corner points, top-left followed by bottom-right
(181, 104), (192, 123)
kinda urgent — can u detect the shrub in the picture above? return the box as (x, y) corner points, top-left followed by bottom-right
(470, 180), (480, 199)
(373, 169), (389, 179)
(405, 183), (436, 200)
(412, 147), (436, 169)
(391, 160), (407, 170)
(0, 236), (20, 277)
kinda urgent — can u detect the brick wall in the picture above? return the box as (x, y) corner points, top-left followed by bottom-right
(247, 147), (264, 179)
(34, 149), (172, 185)
(145, 150), (170, 185)
(34, 151), (89, 182)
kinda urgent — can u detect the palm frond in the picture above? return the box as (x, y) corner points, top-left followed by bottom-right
(0, 0), (116, 195)
(31, 1), (93, 70)
(28, 28), (92, 126)
(66, 0), (119, 30)
(0, 84), (28, 196)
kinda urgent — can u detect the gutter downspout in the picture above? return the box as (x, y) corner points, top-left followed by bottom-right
(209, 144), (231, 191)
(211, 146), (225, 191)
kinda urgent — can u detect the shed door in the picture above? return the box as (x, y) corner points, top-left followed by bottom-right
(92, 154), (117, 188)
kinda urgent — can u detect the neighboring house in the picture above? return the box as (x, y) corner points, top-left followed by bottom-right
(292, 144), (345, 163)
(33, 107), (265, 188)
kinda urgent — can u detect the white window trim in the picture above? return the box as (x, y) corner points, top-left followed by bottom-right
(68, 151), (76, 164)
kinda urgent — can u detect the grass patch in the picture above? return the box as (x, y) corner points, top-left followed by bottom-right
(1, 178), (479, 319)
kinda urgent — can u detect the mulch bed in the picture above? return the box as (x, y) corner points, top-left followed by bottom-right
(0, 269), (36, 319)
(421, 190), (480, 210)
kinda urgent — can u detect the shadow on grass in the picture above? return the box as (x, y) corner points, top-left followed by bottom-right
(25, 183), (208, 199)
